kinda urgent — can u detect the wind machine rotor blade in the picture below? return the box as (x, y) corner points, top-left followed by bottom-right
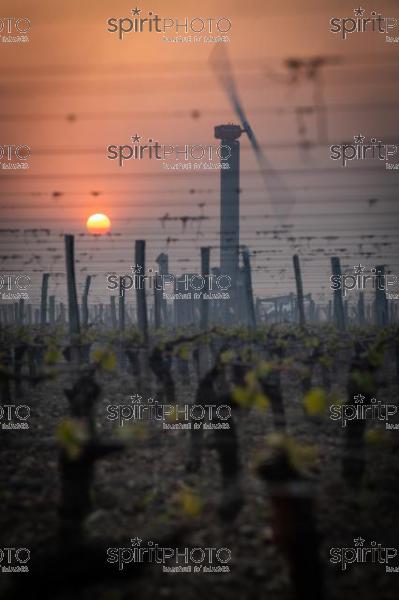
(209, 46), (295, 220)
(209, 46), (250, 130)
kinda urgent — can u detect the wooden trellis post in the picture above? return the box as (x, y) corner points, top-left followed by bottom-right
(135, 240), (148, 341)
(40, 273), (50, 325)
(242, 247), (256, 329)
(82, 275), (91, 328)
(64, 235), (81, 336)
(375, 265), (388, 326)
(155, 252), (169, 326)
(118, 277), (125, 331)
(110, 296), (117, 329)
(59, 302), (66, 323)
(289, 293), (295, 322)
(331, 257), (346, 331)
(49, 295), (55, 324)
(293, 254), (305, 326)
(200, 247), (210, 329)
(154, 282), (161, 329)
(309, 296), (315, 322)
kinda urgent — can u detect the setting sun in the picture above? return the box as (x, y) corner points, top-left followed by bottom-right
(86, 213), (111, 234)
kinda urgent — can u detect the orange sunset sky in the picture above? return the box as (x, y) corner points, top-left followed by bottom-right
(1, 0), (399, 305)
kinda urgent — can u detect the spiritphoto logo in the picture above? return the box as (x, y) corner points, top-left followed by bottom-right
(107, 7), (231, 43)
(330, 135), (398, 168)
(330, 264), (398, 298)
(0, 547), (30, 573)
(107, 537), (231, 573)
(330, 537), (398, 573)
(0, 273), (31, 301)
(0, 404), (30, 430)
(107, 267), (232, 301)
(0, 145), (30, 170)
(330, 7), (398, 41)
(0, 17), (30, 43)
(107, 134), (231, 170)
(330, 394), (397, 429)
(106, 394), (231, 430)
